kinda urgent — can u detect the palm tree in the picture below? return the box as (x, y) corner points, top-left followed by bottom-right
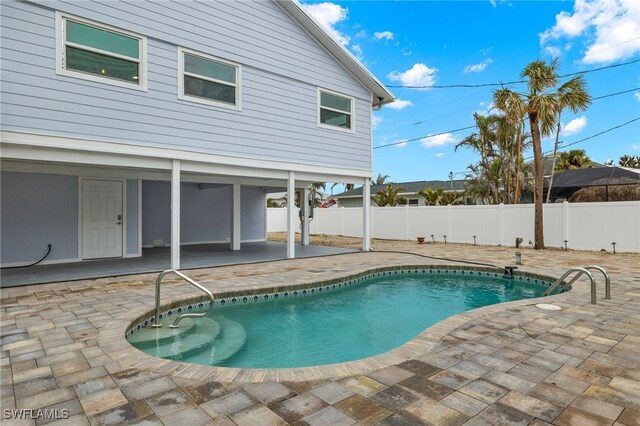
(555, 149), (593, 171)
(418, 187), (442, 206)
(373, 174), (390, 185)
(493, 59), (590, 249)
(546, 76), (591, 202)
(618, 155), (640, 168)
(439, 191), (464, 205)
(371, 183), (406, 206)
(330, 182), (354, 193)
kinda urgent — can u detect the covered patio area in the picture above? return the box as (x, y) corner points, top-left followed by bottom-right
(0, 241), (355, 287)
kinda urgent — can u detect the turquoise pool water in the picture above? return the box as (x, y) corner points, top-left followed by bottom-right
(130, 270), (552, 368)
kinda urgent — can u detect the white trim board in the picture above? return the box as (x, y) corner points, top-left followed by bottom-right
(1, 131), (372, 180)
(141, 238), (267, 248)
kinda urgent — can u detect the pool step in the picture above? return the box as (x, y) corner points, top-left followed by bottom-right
(128, 318), (198, 346)
(178, 316), (247, 364)
(134, 317), (221, 359)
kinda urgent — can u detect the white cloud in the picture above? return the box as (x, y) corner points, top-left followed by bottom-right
(544, 46), (563, 58)
(394, 140), (408, 148)
(634, 92), (640, 102)
(435, 153), (446, 157)
(561, 116), (588, 136)
(374, 31), (395, 41)
(385, 99), (413, 110)
(401, 47), (412, 56)
(421, 133), (458, 148)
(475, 101), (495, 116)
(303, 2), (350, 46)
(463, 58), (493, 73)
(351, 44), (364, 61)
(388, 63), (437, 89)
(540, 0), (640, 64)
(371, 114), (382, 129)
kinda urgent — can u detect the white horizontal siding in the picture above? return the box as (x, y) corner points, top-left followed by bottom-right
(1, 0), (374, 171)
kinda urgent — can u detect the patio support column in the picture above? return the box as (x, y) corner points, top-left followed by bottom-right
(171, 160), (181, 269)
(301, 186), (310, 246)
(287, 171), (296, 259)
(363, 177), (371, 251)
(230, 183), (241, 251)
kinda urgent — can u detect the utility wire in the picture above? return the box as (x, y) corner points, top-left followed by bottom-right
(449, 117), (640, 175)
(386, 58), (640, 89)
(592, 87), (639, 100)
(373, 125), (476, 149)
(534, 117), (640, 159)
(375, 86), (639, 150)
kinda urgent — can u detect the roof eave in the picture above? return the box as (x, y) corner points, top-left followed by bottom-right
(276, 0), (395, 107)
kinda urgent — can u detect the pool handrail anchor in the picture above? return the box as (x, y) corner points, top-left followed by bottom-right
(541, 267), (604, 304)
(152, 269), (214, 328)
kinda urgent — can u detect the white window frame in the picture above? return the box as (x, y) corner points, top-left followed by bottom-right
(55, 12), (147, 91)
(317, 88), (355, 133)
(178, 47), (242, 111)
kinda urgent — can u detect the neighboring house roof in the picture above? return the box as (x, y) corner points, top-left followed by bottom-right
(277, 0), (394, 107)
(334, 180), (466, 198)
(537, 155), (605, 176)
(546, 166), (640, 189)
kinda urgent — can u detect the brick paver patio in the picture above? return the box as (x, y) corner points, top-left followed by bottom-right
(1, 240), (639, 425)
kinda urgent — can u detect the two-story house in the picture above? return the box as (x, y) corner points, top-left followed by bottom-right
(0, 0), (394, 271)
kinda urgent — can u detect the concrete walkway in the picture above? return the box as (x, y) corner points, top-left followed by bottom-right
(1, 241), (638, 425)
(1, 242), (354, 287)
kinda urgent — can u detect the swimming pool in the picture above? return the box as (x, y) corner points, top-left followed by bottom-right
(128, 268), (555, 368)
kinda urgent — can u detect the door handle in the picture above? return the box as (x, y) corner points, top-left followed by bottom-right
(117, 214), (122, 225)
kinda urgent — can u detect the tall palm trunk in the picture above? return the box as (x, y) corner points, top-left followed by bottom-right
(546, 121), (561, 203)
(514, 123), (523, 203)
(529, 113), (545, 249)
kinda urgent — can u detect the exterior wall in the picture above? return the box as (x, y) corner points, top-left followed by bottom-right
(267, 202), (640, 253)
(338, 198), (369, 208)
(126, 179), (139, 255)
(1, 0), (373, 171)
(0, 172), (145, 265)
(141, 182), (266, 246)
(1, 172), (78, 264)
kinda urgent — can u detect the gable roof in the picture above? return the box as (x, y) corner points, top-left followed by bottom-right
(276, 0), (394, 108)
(545, 166), (640, 189)
(334, 180), (466, 198)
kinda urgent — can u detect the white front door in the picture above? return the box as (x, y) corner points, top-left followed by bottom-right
(82, 179), (123, 259)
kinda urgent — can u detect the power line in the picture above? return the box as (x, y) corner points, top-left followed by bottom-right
(592, 87), (639, 100)
(536, 117), (640, 159)
(407, 86), (638, 128)
(449, 117), (639, 174)
(386, 58), (640, 89)
(375, 86), (639, 150)
(373, 125), (476, 149)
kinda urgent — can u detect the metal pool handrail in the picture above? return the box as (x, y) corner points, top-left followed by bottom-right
(152, 269), (214, 328)
(542, 267), (596, 304)
(584, 265), (611, 300)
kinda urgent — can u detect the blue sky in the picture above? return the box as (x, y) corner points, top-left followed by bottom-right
(301, 0), (640, 188)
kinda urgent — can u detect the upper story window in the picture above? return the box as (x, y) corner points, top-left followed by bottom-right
(178, 47), (241, 110)
(318, 89), (354, 132)
(56, 13), (147, 90)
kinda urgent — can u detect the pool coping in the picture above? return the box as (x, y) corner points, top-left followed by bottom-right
(97, 264), (580, 383)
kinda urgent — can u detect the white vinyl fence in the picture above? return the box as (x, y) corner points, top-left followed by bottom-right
(267, 201), (640, 253)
